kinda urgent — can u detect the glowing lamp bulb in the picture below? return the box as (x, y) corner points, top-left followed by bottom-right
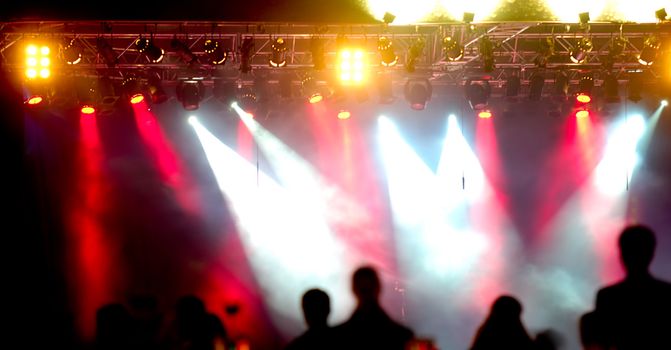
(337, 110), (351, 120)
(576, 94), (591, 103)
(662, 100), (668, 107)
(27, 96), (43, 105)
(309, 94), (323, 104)
(576, 110), (590, 118)
(81, 105), (96, 115)
(478, 110), (492, 119)
(130, 94), (145, 104)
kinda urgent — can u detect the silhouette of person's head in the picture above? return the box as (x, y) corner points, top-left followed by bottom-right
(176, 294), (206, 321)
(619, 225), (656, 276)
(352, 266), (381, 305)
(301, 289), (330, 328)
(489, 295), (522, 321)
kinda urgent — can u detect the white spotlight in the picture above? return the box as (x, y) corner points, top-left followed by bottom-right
(662, 100), (668, 107)
(188, 116), (198, 125)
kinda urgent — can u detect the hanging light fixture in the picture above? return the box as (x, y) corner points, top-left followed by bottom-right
(570, 37), (593, 64)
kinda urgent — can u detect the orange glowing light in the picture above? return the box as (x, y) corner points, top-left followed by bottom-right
(309, 94), (323, 104)
(576, 94), (591, 103)
(130, 94), (145, 104)
(478, 110), (493, 119)
(27, 96), (43, 105)
(337, 110), (351, 119)
(576, 110), (590, 118)
(81, 106), (96, 115)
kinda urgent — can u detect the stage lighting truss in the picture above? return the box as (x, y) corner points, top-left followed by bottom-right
(171, 38), (198, 65)
(4, 20), (671, 101)
(239, 37), (255, 73)
(269, 37), (288, 68)
(204, 39), (228, 65)
(122, 76), (147, 104)
(465, 80), (491, 110)
(378, 36), (398, 67)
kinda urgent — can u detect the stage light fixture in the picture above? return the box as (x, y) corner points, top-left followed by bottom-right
(147, 73), (168, 104)
(135, 37), (164, 63)
(172, 38), (198, 65)
(443, 36), (464, 61)
(238, 89), (258, 112)
(378, 36), (398, 67)
(478, 110), (492, 119)
(301, 73), (323, 103)
(656, 8), (667, 22)
(603, 74), (620, 103)
(404, 78), (432, 111)
(269, 37), (288, 68)
(465, 80), (490, 110)
(338, 49), (366, 85)
(661, 99), (668, 107)
(383, 12), (396, 24)
(554, 71), (569, 100)
(25, 44), (51, 80)
(204, 39), (228, 65)
(310, 37), (326, 70)
(239, 37), (254, 73)
(463, 12), (475, 24)
(97, 77), (119, 115)
(377, 72), (394, 104)
(576, 93), (591, 103)
(213, 79), (237, 104)
(81, 105), (96, 115)
(62, 38), (82, 65)
(26, 96), (44, 106)
(479, 36), (495, 72)
(578, 74), (594, 96)
(337, 110), (351, 120)
(627, 73), (643, 103)
(529, 72), (545, 101)
(176, 80), (205, 111)
(122, 76), (146, 104)
(570, 37), (593, 63)
(505, 72), (521, 97)
(579, 12), (590, 26)
(96, 37), (118, 67)
(576, 109), (589, 118)
(638, 35), (660, 66)
(535, 37), (555, 68)
(405, 37), (425, 73)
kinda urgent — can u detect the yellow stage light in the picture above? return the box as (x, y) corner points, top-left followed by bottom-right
(338, 48), (366, 85)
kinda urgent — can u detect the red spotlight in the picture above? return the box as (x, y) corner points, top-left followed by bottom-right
(337, 110), (351, 120)
(576, 93), (591, 103)
(81, 105), (96, 115)
(576, 110), (590, 118)
(26, 95), (43, 105)
(478, 110), (493, 119)
(130, 93), (145, 104)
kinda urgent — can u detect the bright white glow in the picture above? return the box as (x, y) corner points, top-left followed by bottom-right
(662, 100), (669, 107)
(438, 0), (501, 22)
(40, 46), (50, 55)
(187, 116), (197, 125)
(545, 0), (608, 22)
(189, 118), (352, 336)
(26, 45), (37, 55)
(230, 101), (238, 109)
(365, 0), (436, 23)
(594, 114), (647, 195)
(609, 1), (669, 22)
(437, 114), (486, 203)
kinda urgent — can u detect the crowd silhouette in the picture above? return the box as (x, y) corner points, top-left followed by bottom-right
(93, 225), (670, 350)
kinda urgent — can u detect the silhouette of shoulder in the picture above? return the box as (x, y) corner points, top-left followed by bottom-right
(334, 305), (413, 350)
(285, 327), (336, 350)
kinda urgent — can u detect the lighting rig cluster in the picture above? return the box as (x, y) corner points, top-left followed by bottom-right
(2, 11), (669, 115)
